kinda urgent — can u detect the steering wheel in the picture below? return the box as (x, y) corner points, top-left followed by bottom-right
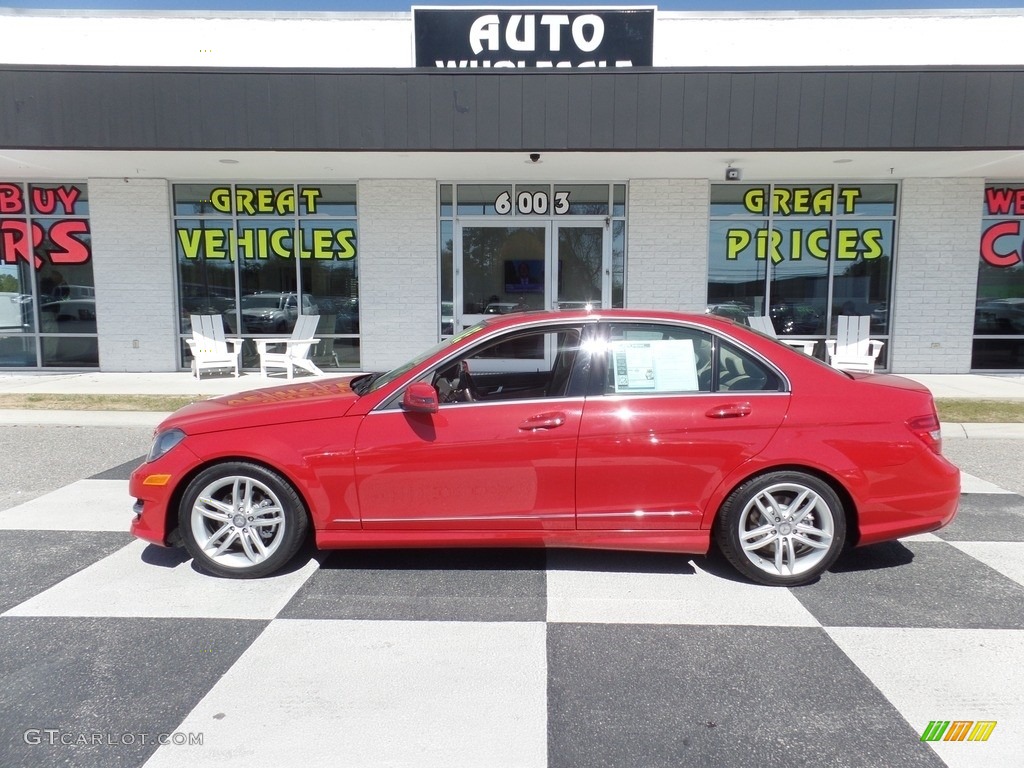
(458, 361), (479, 402)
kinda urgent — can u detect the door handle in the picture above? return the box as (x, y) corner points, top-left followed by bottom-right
(519, 412), (567, 431)
(706, 403), (752, 419)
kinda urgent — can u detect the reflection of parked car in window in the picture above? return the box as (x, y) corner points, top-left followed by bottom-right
(308, 296), (358, 334)
(975, 298), (1024, 334)
(484, 302), (520, 315)
(40, 298), (97, 332)
(241, 292), (318, 333)
(48, 284), (95, 301)
(771, 303), (824, 335)
(706, 302), (754, 323)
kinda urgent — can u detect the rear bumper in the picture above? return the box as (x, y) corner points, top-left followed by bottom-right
(854, 457), (960, 546)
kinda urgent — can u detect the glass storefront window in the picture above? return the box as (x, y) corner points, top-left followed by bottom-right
(708, 183), (897, 368)
(1, 181), (95, 368)
(554, 184), (610, 215)
(173, 182), (359, 371)
(456, 184), (511, 216)
(974, 183), (1024, 369)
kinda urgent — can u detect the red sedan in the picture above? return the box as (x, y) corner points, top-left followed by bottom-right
(129, 310), (959, 586)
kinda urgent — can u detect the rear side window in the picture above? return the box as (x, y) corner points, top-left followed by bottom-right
(599, 323), (784, 395)
(603, 323), (714, 394)
(717, 340), (783, 392)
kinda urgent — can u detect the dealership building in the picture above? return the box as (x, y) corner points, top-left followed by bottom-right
(1, 6), (1023, 374)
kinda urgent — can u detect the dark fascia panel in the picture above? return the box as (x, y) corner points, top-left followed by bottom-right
(2, 65), (1023, 152)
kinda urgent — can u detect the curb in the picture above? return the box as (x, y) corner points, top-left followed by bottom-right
(0, 409), (169, 428)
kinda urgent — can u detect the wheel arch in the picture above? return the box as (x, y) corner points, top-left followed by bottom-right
(164, 455), (315, 547)
(706, 463), (859, 547)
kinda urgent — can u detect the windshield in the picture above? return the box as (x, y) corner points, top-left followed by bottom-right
(361, 322), (489, 395)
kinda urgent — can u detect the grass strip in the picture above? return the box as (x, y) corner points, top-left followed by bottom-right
(935, 398), (1024, 424)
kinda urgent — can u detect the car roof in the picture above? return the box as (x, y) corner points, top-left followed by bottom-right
(475, 308), (741, 332)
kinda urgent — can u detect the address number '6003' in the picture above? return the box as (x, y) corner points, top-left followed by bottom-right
(494, 190), (570, 215)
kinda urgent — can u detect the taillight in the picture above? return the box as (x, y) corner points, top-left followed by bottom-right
(907, 413), (943, 454)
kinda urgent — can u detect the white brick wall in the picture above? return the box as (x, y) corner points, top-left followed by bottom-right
(891, 178), (982, 373)
(358, 179), (439, 371)
(89, 178), (178, 371)
(626, 179), (709, 311)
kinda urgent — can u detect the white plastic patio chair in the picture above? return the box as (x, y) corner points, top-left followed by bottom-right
(186, 314), (242, 379)
(825, 315), (885, 373)
(255, 314), (323, 379)
(747, 315), (817, 355)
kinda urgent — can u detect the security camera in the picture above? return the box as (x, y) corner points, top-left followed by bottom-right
(529, 153), (541, 163)
(725, 167), (742, 181)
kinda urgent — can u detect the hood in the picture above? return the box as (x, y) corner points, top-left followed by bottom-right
(161, 377), (360, 435)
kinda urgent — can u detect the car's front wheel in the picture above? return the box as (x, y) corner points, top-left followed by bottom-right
(714, 471), (846, 586)
(178, 462), (308, 578)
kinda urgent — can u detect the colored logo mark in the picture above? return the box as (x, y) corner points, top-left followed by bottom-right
(920, 720), (997, 742)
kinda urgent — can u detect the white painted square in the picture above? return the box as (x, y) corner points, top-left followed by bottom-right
(959, 471), (1014, 495)
(3, 539), (320, 620)
(143, 620), (547, 768)
(546, 554), (820, 626)
(900, 532), (944, 542)
(827, 627), (1024, 768)
(0, 479), (131, 531)
(949, 542), (1024, 587)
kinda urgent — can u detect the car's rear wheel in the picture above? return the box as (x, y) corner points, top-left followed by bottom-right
(178, 462), (308, 578)
(715, 472), (846, 586)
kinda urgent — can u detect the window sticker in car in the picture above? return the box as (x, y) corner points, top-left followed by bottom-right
(611, 339), (699, 393)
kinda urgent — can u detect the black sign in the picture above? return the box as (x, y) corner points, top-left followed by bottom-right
(414, 8), (654, 69)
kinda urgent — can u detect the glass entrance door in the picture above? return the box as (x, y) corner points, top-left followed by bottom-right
(555, 223), (608, 311)
(454, 222), (609, 333)
(457, 224), (548, 331)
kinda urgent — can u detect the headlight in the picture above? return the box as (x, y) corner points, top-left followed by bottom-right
(148, 428), (186, 462)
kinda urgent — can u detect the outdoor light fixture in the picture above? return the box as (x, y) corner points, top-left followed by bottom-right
(725, 166), (742, 181)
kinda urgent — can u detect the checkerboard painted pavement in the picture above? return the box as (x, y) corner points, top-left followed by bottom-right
(1, 461), (1022, 768)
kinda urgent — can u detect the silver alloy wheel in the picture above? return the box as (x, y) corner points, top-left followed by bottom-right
(736, 481), (836, 578)
(190, 474), (287, 570)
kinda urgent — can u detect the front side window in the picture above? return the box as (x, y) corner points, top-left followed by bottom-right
(428, 326), (585, 404)
(0, 181), (95, 368)
(173, 183), (359, 370)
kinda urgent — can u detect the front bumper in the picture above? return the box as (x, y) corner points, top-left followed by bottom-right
(128, 444), (200, 547)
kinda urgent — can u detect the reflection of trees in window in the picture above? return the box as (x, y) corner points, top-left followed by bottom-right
(612, 221), (625, 307)
(558, 227), (602, 303)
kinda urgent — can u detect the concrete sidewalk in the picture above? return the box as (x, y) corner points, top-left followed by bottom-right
(0, 370), (1022, 437)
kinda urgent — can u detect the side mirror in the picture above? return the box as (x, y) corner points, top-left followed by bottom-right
(401, 382), (439, 414)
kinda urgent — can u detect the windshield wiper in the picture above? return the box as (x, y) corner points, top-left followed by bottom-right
(350, 372), (382, 396)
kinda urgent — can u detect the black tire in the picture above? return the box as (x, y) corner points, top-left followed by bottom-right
(178, 461), (309, 579)
(714, 471), (846, 586)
